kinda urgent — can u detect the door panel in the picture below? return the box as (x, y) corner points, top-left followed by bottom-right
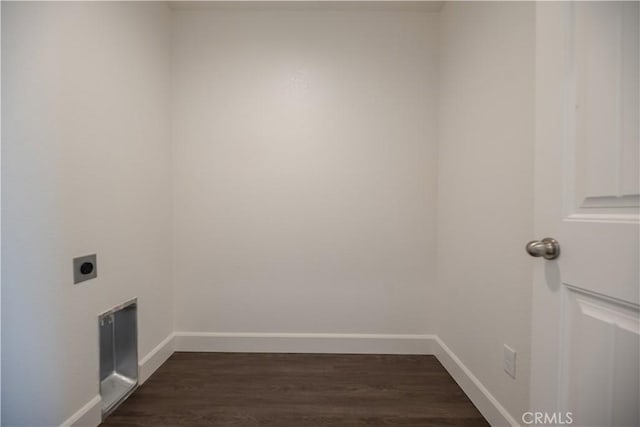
(560, 287), (639, 427)
(572, 2), (639, 215)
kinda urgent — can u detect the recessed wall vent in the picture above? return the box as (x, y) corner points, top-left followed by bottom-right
(99, 298), (138, 419)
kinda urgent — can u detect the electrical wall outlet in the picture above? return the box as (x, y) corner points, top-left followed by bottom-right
(503, 345), (516, 379)
(73, 254), (97, 284)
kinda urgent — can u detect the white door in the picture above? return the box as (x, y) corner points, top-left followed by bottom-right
(532, 2), (639, 427)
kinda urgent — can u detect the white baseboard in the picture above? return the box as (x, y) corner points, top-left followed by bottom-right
(139, 332), (175, 384)
(174, 332), (436, 354)
(433, 337), (520, 427)
(60, 395), (101, 427)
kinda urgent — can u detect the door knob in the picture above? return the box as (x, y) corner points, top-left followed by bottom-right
(526, 237), (560, 260)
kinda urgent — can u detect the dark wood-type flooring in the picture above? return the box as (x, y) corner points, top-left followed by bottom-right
(101, 352), (490, 426)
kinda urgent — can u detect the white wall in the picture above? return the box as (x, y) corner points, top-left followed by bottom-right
(1, 2), (172, 425)
(171, 6), (438, 335)
(436, 1), (534, 420)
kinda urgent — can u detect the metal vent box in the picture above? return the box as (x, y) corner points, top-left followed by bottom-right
(99, 298), (138, 419)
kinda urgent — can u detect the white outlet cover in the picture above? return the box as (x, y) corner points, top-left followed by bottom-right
(503, 344), (516, 379)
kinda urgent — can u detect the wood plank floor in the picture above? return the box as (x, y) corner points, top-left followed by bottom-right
(101, 353), (489, 426)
